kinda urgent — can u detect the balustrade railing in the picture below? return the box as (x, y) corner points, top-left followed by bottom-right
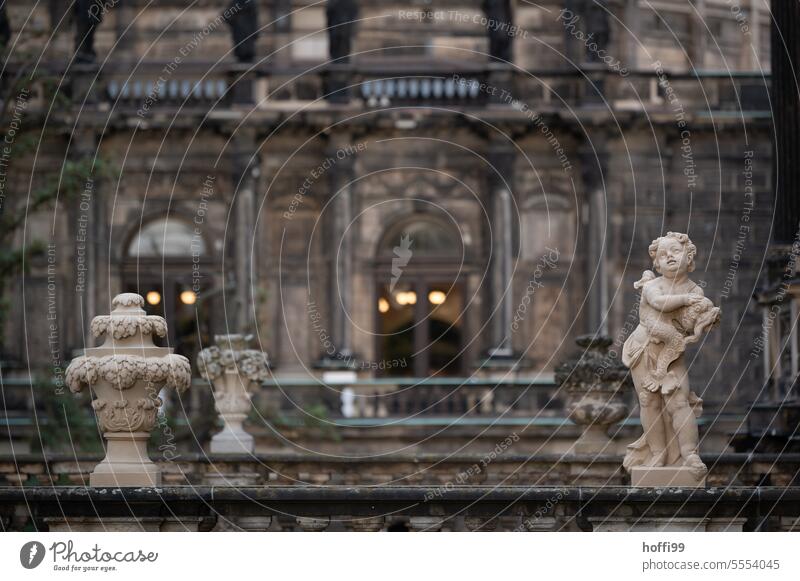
(2, 62), (771, 115)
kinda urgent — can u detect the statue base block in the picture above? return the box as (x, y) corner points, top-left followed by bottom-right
(631, 466), (706, 488)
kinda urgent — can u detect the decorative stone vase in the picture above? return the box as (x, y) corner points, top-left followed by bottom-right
(65, 293), (191, 487)
(555, 335), (630, 455)
(197, 334), (269, 454)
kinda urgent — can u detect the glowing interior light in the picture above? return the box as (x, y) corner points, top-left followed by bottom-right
(428, 290), (446, 305)
(180, 290), (197, 305)
(378, 297), (390, 313)
(395, 291), (417, 306)
(146, 291), (161, 306)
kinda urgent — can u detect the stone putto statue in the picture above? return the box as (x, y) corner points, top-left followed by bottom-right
(482, 0), (513, 63)
(224, 0), (258, 63)
(74, 0), (105, 64)
(326, 0), (358, 63)
(622, 232), (720, 486)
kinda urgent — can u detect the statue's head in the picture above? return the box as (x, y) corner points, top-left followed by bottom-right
(648, 231), (696, 276)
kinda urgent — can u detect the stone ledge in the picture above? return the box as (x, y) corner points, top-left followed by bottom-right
(1, 485), (799, 532)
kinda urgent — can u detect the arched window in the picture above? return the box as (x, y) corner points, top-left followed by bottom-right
(122, 215), (212, 364)
(127, 217), (206, 258)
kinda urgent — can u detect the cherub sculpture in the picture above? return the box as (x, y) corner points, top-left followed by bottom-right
(622, 232), (720, 479)
(633, 269), (720, 393)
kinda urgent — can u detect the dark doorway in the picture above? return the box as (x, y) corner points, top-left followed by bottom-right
(374, 216), (466, 377)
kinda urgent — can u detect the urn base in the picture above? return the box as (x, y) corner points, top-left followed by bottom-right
(210, 424), (255, 454)
(90, 431), (161, 487)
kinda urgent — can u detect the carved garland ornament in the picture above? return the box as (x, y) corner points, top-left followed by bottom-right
(90, 315), (168, 340)
(196, 346), (269, 383)
(66, 354), (191, 393)
(91, 397), (162, 432)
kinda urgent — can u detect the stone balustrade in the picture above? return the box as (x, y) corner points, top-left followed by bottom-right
(4, 61), (772, 116)
(2, 452), (797, 489)
(1, 485), (798, 532)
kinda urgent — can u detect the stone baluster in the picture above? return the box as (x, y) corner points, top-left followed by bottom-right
(296, 516), (331, 532)
(408, 517), (443, 532)
(65, 293), (191, 487)
(197, 334), (270, 455)
(235, 516), (274, 532)
(348, 516), (385, 532)
(464, 517), (498, 532)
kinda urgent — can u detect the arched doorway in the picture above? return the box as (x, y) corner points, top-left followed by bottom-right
(374, 216), (466, 377)
(121, 216), (212, 363)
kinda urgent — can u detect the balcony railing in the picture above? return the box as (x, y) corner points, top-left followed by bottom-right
(3, 62), (771, 116)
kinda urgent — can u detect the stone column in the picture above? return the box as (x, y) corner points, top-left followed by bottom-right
(319, 135), (357, 365)
(580, 143), (609, 334)
(690, 0), (707, 70)
(114, 0), (138, 56)
(486, 140), (515, 360)
(231, 129), (260, 332)
(580, 0), (612, 102)
(197, 334), (269, 454)
(69, 129), (104, 347)
(65, 293), (192, 487)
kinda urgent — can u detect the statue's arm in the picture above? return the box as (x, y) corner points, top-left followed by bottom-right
(643, 285), (690, 312)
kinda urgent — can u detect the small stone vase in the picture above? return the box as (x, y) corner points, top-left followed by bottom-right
(197, 334), (269, 454)
(555, 335), (630, 455)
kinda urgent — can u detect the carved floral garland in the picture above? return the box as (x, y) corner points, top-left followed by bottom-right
(196, 346), (269, 383)
(66, 354), (191, 393)
(90, 315), (168, 340)
(92, 397), (162, 432)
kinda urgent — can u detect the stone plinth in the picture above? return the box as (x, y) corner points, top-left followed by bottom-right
(631, 466), (706, 488)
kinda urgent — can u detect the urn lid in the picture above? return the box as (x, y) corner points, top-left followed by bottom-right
(86, 293), (170, 356)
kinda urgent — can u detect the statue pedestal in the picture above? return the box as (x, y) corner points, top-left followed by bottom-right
(631, 466), (706, 488)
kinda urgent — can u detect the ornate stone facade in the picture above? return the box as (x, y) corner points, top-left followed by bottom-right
(0, 0), (775, 449)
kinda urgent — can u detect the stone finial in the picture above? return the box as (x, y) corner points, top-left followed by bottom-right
(65, 293), (191, 487)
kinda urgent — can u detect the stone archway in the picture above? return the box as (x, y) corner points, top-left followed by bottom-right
(374, 215), (467, 377)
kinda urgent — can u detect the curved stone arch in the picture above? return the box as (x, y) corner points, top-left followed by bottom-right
(374, 211), (465, 262)
(118, 210), (211, 263)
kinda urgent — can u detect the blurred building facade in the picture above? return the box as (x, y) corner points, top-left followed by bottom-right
(1, 0), (778, 425)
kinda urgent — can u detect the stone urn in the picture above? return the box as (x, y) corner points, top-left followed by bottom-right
(65, 293), (191, 487)
(197, 334), (269, 454)
(555, 335), (630, 455)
